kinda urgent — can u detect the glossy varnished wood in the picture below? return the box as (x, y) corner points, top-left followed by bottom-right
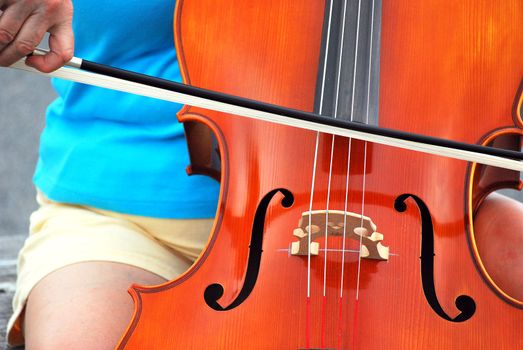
(118, 1), (523, 349)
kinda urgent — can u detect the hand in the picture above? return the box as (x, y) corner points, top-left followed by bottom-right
(0, 0), (74, 72)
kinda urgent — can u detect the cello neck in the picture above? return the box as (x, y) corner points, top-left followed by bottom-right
(315, 0), (382, 126)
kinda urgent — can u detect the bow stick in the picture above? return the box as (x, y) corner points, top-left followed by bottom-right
(8, 49), (523, 172)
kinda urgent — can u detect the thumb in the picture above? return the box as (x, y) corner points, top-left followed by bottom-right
(26, 22), (74, 73)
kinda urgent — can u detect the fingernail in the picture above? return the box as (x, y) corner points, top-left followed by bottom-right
(24, 57), (36, 68)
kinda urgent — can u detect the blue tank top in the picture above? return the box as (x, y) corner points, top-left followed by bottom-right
(34, 0), (219, 218)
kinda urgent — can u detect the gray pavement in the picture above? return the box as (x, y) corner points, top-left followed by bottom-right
(0, 68), (53, 349)
(0, 69), (52, 237)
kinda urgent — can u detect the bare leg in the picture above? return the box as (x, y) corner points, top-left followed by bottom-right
(24, 262), (166, 350)
(474, 192), (523, 300)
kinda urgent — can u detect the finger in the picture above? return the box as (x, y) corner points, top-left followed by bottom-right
(0, 13), (47, 67)
(0, 2), (34, 53)
(26, 21), (73, 72)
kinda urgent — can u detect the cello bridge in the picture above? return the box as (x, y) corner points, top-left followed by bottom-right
(290, 210), (389, 261)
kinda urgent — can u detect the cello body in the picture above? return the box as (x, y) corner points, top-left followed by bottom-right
(118, 0), (523, 348)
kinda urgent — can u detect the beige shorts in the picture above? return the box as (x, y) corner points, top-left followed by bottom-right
(7, 191), (214, 346)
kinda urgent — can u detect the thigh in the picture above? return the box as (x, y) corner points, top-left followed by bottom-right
(474, 192), (523, 300)
(24, 261), (166, 350)
(7, 193), (200, 347)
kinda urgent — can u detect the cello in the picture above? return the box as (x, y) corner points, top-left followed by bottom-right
(7, 0), (522, 348)
(109, 0), (523, 348)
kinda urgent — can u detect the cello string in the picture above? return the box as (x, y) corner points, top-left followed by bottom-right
(352, 0), (375, 340)
(318, 0), (336, 115)
(328, 0), (350, 348)
(336, 0), (351, 299)
(308, 1), (336, 347)
(348, 0), (364, 347)
(321, 0), (338, 300)
(306, 132), (320, 349)
(349, 0), (364, 134)
(320, 1), (337, 346)
(328, 0), (350, 299)
(338, 138), (352, 350)
(355, 0), (375, 302)
(307, 133), (321, 298)
(321, 4), (350, 330)
(322, 135), (336, 349)
(339, 137), (352, 300)
(355, 145), (368, 301)
(365, 0), (376, 128)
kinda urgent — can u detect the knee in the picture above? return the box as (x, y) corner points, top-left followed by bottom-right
(474, 192), (523, 300)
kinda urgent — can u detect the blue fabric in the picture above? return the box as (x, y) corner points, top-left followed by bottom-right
(34, 0), (219, 218)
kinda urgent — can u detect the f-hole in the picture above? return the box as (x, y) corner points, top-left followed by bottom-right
(204, 188), (294, 311)
(395, 193), (476, 322)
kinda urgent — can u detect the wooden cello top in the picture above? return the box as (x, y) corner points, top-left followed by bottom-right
(118, 1), (523, 348)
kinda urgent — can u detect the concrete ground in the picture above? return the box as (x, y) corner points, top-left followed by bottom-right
(0, 67), (53, 349)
